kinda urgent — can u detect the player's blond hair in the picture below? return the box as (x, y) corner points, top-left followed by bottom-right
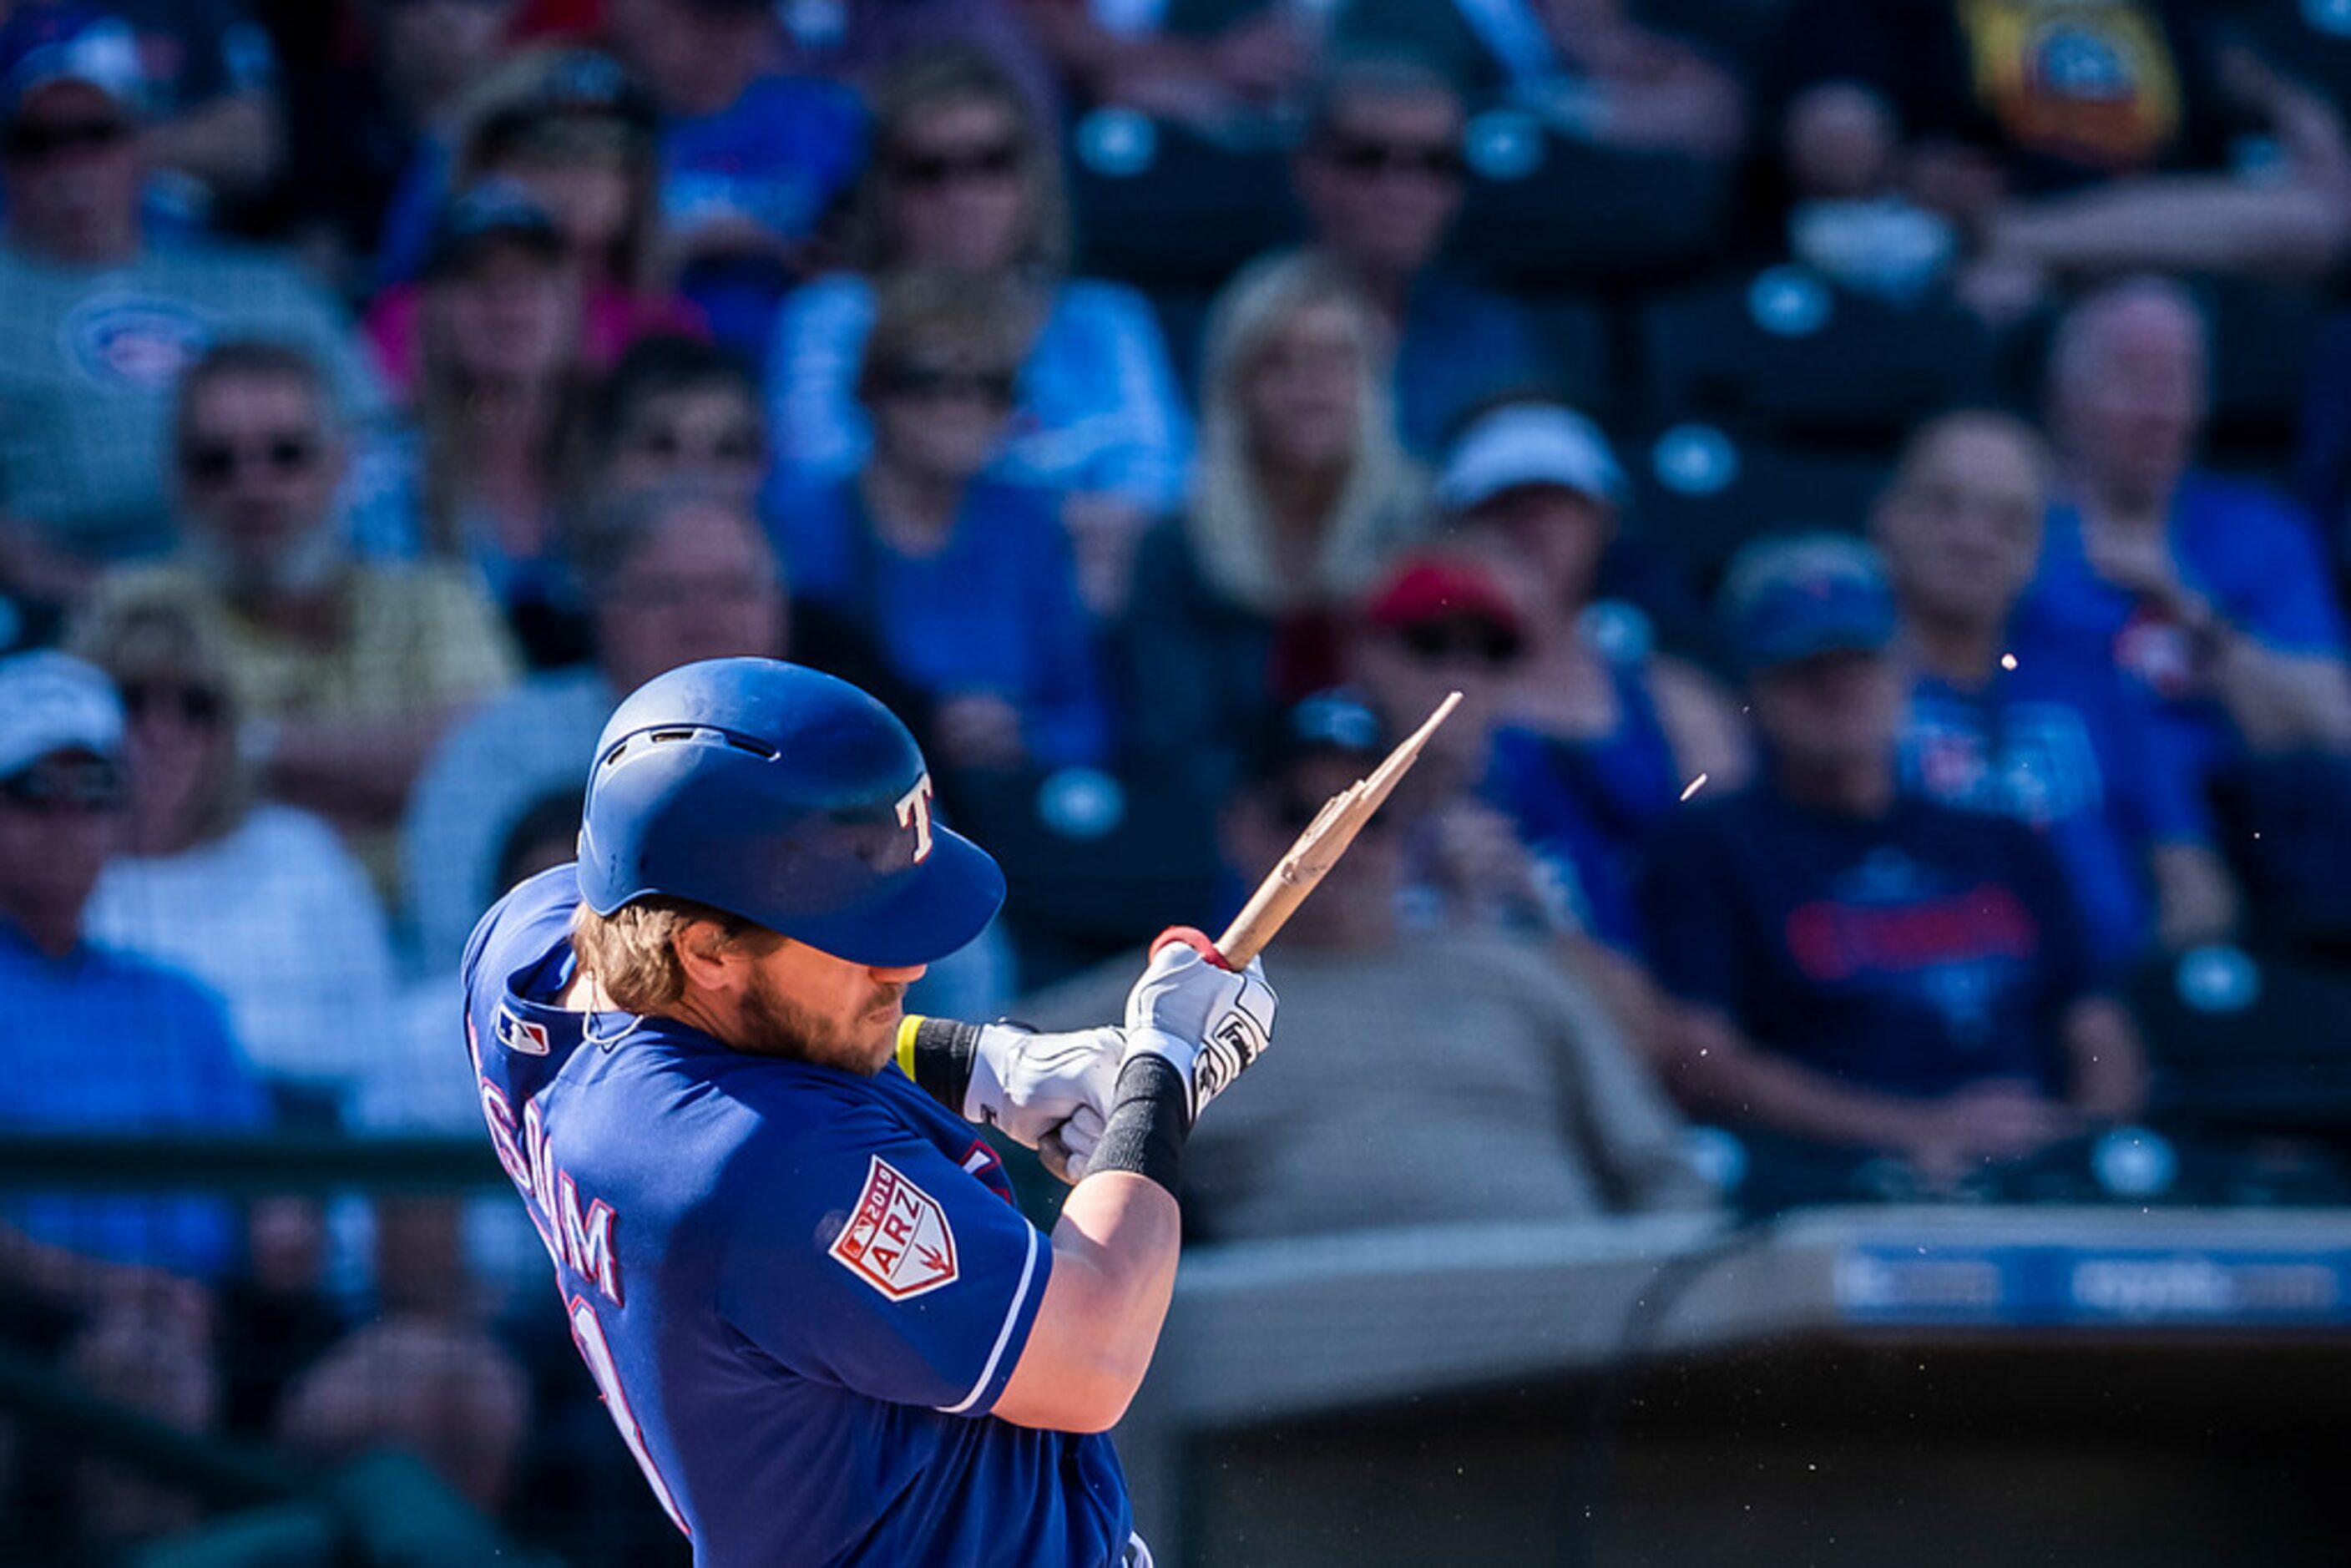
(569, 898), (785, 1014)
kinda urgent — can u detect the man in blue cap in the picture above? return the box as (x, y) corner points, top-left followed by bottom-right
(461, 656), (1275, 1565)
(1636, 535), (2147, 1202)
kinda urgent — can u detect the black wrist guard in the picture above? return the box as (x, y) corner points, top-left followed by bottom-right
(1086, 1054), (1189, 1198)
(902, 1016), (978, 1112)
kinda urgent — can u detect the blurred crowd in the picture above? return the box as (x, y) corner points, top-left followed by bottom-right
(7, 0), (2351, 1557)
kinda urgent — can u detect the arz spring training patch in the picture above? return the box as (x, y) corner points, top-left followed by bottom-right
(830, 1156), (959, 1301)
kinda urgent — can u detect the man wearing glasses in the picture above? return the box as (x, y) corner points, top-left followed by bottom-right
(0, 6), (382, 594)
(82, 340), (517, 878)
(1291, 53), (1546, 455)
(0, 648), (267, 1292)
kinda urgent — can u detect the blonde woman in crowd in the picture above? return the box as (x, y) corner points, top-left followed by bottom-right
(71, 596), (397, 1121)
(1119, 246), (1428, 802)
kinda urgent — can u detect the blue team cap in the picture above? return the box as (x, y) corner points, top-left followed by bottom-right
(577, 659), (1006, 969)
(0, 7), (144, 125)
(1720, 534), (1897, 673)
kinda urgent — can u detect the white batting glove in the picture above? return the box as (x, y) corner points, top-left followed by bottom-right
(964, 1023), (1125, 1156)
(1121, 927), (1277, 1122)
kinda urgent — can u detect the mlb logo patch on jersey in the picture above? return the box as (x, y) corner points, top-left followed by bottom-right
(496, 1006), (551, 1056)
(830, 1156), (958, 1301)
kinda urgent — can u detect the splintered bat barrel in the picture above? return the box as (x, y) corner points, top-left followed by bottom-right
(1212, 691), (1461, 969)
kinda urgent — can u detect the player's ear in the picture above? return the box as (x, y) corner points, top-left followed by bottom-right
(673, 919), (744, 993)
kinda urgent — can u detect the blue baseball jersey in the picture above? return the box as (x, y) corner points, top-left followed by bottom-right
(1639, 787), (2096, 1100)
(460, 867), (1131, 1567)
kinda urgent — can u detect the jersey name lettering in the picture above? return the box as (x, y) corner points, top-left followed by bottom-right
(829, 1156), (958, 1300)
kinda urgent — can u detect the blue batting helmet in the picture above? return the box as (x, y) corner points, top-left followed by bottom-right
(575, 659), (1004, 968)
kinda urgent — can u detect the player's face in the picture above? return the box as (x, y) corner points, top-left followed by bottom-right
(734, 941), (927, 1075)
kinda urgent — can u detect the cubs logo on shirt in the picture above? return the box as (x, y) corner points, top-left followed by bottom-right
(62, 296), (211, 392)
(830, 1156), (959, 1301)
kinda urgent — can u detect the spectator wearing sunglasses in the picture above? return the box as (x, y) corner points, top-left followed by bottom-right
(367, 47), (706, 397)
(72, 595), (399, 1120)
(0, 649), (265, 1382)
(776, 267), (1113, 780)
(1450, 401), (1748, 958)
(81, 340), (518, 888)
(1018, 686), (1711, 1243)
(0, 6), (384, 597)
(576, 333), (770, 511)
(1120, 248), (1427, 811)
(768, 48), (1191, 612)
(1290, 53), (1552, 457)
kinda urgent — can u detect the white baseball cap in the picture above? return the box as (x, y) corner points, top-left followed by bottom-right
(1438, 403), (1626, 512)
(0, 650), (124, 780)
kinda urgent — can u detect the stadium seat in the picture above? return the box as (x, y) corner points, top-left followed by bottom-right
(1065, 111), (1302, 291)
(1636, 266), (2005, 442)
(1450, 119), (1736, 290)
(2126, 941), (2351, 1141)
(1627, 422), (1895, 584)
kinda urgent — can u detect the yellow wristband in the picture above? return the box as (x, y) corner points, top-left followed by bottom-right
(895, 1014), (925, 1081)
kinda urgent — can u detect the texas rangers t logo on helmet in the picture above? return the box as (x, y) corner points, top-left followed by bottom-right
(895, 773), (936, 863)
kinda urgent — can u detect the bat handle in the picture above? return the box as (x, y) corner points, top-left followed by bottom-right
(1151, 924), (1235, 971)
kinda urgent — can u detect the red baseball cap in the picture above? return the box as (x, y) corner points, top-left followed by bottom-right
(1363, 554), (1524, 638)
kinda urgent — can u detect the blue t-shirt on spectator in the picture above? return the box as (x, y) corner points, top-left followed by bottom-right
(1394, 273), (1550, 458)
(1639, 787), (2096, 1100)
(1482, 658), (1683, 954)
(0, 918), (268, 1279)
(659, 74), (863, 247)
(768, 273), (1193, 514)
(1899, 631), (2205, 973)
(2020, 475), (2348, 783)
(775, 477), (1114, 767)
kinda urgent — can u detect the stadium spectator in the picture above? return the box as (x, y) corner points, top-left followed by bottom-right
(0, 655), (266, 1550)
(82, 340), (519, 879)
(1767, 2), (2351, 320)
(1640, 535), (2148, 1201)
(1334, 0), (1746, 159)
(1344, 546), (1676, 1055)
(1022, 687), (1711, 1242)
(368, 46), (703, 396)
(401, 482), (788, 970)
(574, 333), (767, 510)
(1873, 408), (2237, 969)
(1289, 53), (1547, 454)
(273, 0), (521, 286)
(1347, 551), (1559, 938)
(400, 183), (591, 662)
(775, 268), (1114, 776)
(58, 0), (284, 211)
(1012, 0), (1320, 129)
(766, 45), (1191, 606)
(1453, 401), (1747, 956)
(72, 594), (400, 1121)
(0, 6), (382, 592)
(1120, 247), (1427, 805)
(2026, 278), (2351, 781)
(602, 0), (863, 352)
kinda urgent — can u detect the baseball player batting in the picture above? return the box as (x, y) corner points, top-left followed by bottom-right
(461, 657), (1276, 1566)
